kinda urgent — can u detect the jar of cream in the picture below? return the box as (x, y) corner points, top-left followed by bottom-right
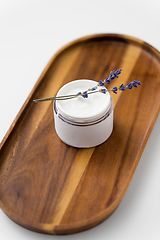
(53, 80), (113, 148)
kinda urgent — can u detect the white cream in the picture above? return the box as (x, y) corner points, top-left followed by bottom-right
(53, 80), (113, 148)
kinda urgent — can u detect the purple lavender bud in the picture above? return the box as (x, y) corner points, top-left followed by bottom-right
(109, 68), (122, 80)
(105, 77), (111, 84)
(82, 91), (88, 98)
(116, 68), (122, 75)
(132, 80), (141, 87)
(119, 83), (125, 91)
(112, 86), (118, 94)
(77, 92), (81, 96)
(126, 82), (132, 89)
(137, 81), (141, 85)
(98, 80), (104, 86)
(132, 80), (138, 88)
(91, 87), (97, 91)
(109, 70), (117, 80)
(101, 88), (107, 94)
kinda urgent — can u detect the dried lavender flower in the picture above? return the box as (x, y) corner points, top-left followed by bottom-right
(100, 88), (107, 94)
(107, 80), (141, 95)
(98, 80), (105, 86)
(126, 82), (133, 89)
(119, 83), (126, 91)
(98, 68), (122, 86)
(105, 77), (111, 84)
(82, 91), (88, 98)
(112, 86), (118, 94)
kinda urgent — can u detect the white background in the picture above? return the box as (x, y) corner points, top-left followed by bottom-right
(0, 0), (160, 239)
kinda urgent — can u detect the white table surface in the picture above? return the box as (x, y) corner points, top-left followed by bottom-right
(0, 0), (160, 239)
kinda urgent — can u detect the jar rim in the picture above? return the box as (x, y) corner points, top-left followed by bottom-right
(54, 96), (113, 126)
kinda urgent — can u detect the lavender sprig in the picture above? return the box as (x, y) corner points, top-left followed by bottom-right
(107, 80), (141, 94)
(33, 69), (141, 103)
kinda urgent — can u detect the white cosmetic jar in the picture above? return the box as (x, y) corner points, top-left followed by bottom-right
(53, 80), (113, 148)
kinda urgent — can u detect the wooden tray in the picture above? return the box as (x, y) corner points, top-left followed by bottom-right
(0, 34), (160, 235)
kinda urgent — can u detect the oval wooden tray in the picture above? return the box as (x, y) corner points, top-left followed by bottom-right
(0, 34), (160, 235)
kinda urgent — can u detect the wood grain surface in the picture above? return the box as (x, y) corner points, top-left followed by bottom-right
(0, 34), (160, 235)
